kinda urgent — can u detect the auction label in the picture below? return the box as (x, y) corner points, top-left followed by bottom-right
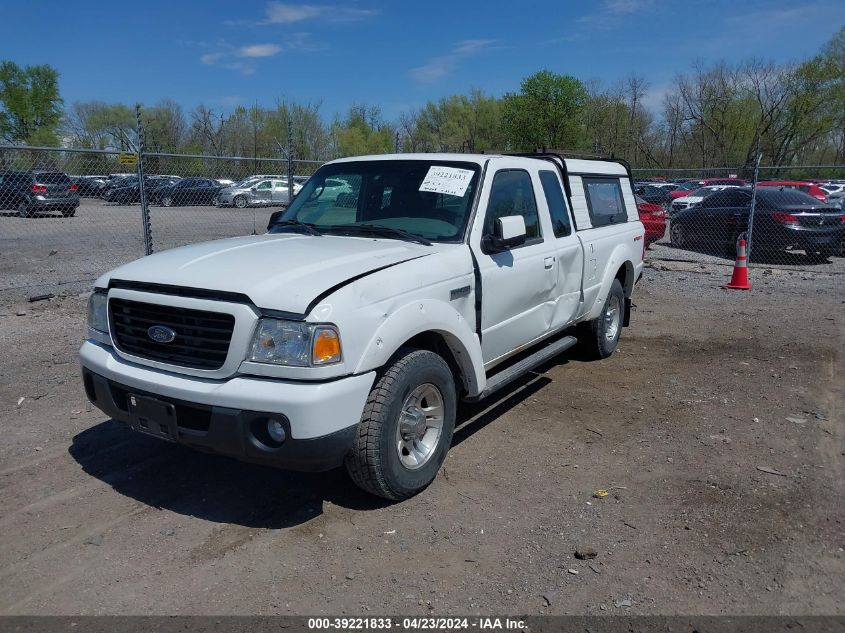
(418, 166), (474, 197)
(307, 617), (525, 631)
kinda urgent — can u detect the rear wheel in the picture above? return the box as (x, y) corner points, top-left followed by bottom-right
(17, 200), (33, 218)
(234, 195), (248, 209)
(345, 348), (456, 501)
(578, 278), (625, 360)
(669, 222), (686, 248)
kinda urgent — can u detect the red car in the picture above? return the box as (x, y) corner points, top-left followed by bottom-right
(757, 181), (827, 202)
(668, 177), (746, 199)
(636, 196), (666, 249)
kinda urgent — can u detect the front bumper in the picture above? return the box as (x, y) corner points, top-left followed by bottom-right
(80, 341), (375, 471)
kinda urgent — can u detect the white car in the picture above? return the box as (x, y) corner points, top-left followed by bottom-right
(670, 185), (740, 215)
(80, 152), (644, 500)
(216, 178), (302, 208)
(820, 182), (845, 201)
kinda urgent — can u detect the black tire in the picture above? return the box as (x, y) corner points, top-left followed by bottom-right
(577, 278), (625, 360)
(669, 221), (686, 247)
(17, 199), (33, 218)
(345, 348), (456, 501)
(234, 195), (248, 209)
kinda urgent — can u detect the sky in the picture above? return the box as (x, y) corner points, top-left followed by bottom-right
(5, 0), (845, 120)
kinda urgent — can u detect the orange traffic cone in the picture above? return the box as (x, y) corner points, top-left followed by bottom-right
(725, 238), (752, 290)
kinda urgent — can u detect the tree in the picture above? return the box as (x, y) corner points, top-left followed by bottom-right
(501, 70), (588, 150)
(0, 61), (63, 145)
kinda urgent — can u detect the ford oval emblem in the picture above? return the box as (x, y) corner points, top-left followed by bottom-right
(147, 325), (177, 343)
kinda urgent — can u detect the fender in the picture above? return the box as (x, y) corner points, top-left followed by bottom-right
(353, 299), (486, 397)
(584, 242), (636, 322)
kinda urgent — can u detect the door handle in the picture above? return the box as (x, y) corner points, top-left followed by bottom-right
(544, 257), (555, 269)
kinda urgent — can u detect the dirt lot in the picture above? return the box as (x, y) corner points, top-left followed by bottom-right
(0, 262), (842, 615)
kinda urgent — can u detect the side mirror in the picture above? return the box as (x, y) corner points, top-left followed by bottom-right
(482, 215), (527, 253)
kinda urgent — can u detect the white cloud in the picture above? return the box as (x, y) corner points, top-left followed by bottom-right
(263, 2), (379, 24)
(200, 52), (226, 65)
(411, 39), (497, 84)
(238, 43), (282, 57)
(577, 0), (654, 26)
(200, 42), (282, 75)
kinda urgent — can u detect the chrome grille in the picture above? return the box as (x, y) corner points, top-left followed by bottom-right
(110, 298), (234, 370)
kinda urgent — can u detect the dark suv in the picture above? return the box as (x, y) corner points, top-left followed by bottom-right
(0, 170), (80, 217)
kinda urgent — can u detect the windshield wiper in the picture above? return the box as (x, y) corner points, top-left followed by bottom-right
(324, 224), (432, 246)
(271, 220), (323, 236)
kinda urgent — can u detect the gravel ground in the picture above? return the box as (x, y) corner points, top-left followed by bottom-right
(0, 263), (842, 615)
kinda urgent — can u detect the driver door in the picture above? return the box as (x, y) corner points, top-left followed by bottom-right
(252, 180), (273, 205)
(469, 164), (559, 366)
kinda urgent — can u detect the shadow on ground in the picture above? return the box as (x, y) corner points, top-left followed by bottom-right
(69, 354), (573, 529)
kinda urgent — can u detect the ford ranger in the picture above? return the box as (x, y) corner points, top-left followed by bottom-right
(80, 152), (645, 500)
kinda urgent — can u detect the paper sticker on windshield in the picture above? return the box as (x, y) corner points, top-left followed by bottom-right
(419, 166), (474, 197)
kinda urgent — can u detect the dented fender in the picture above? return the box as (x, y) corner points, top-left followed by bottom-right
(584, 243), (637, 321)
(353, 299), (486, 397)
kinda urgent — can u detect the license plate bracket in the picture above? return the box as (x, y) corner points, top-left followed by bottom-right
(127, 394), (178, 442)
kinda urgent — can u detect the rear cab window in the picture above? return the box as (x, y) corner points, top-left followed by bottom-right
(583, 177), (628, 227)
(538, 170), (572, 237)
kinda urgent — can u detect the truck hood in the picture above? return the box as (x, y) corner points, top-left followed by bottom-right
(99, 233), (430, 315)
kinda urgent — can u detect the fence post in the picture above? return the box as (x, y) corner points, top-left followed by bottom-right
(286, 120), (294, 205)
(135, 104), (153, 256)
(745, 150), (762, 261)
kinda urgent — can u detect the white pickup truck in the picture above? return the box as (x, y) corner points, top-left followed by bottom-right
(81, 152), (644, 500)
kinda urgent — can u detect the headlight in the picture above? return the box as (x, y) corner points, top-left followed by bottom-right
(248, 319), (342, 367)
(87, 290), (109, 335)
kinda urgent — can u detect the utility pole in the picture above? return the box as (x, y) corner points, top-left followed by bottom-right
(287, 119), (294, 204)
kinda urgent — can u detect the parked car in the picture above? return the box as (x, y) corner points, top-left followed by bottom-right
(818, 182), (845, 200)
(634, 183), (676, 207)
(71, 175), (109, 197)
(80, 152), (645, 500)
(104, 176), (180, 204)
(0, 170), (80, 217)
(636, 195), (666, 248)
(149, 177), (222, 206)
(215, 178), (303, 208)
(669, 187), (845, 259)
(757, 181), (827, 202)
(100, 175), (137, 199)
(670, 185), (741, 215)
(668, 178), (746, 200)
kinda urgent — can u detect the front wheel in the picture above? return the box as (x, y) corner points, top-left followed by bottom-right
(578, 278), (625, 360)
(233, 195), (248, 209)
(345, 348), (456, 501)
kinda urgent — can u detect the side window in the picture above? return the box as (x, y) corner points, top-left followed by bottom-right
(583, 177), (627, 227)
(484, 169), (540, 240)
(255, 180), (271, 190)
(538, 171), (572, 237)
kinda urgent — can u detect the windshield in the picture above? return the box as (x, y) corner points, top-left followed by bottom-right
(270, 160), (481, 242)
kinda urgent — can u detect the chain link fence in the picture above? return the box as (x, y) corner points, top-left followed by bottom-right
(0, 144), (323, 299)
(631, 165), (845, 271)
(1, 142), (843, 300)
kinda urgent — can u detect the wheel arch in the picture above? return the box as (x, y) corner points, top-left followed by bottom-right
(352, 300), (485, 397)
